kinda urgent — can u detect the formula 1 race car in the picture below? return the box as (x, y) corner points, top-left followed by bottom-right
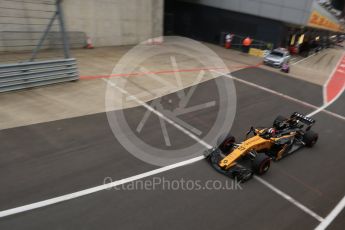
(204, 112), (318, 182)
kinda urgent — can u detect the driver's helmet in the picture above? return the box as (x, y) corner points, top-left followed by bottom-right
(268, 128), (276, 137)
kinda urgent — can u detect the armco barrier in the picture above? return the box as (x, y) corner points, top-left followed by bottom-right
(0, 58), (79, 93)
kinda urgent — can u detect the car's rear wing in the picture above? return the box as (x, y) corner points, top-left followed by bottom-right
(290, 112), (315, 126)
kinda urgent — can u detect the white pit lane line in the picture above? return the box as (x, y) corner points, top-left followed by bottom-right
(290, 52), (319, 65)
(291, 54), (316, 65)
(315, 195), (345, 230)
(0, 76), (333, 223)
(211, 70), (345, 122)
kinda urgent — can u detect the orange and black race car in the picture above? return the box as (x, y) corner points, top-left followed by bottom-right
(204, 112), (318, 182)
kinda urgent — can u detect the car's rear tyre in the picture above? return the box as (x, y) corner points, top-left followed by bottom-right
(273, 115), (287, 129)
(303, 130), (318, 147)
(252, 153), (271, 175)
(217, 133), (236, 154)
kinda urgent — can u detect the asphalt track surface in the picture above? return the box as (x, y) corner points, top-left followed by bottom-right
(328, 92), (345, 116)
(0, 68), (344, 229)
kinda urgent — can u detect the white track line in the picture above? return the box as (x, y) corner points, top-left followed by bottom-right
(211, 70), (345, 121)
(0, 77), (327, 222)
(291, 53), (317, 65)
(105, 79), (211, 148)
(315, 195), (345, 230)
(255, 176), (324, 222)
(0, 155), (205, 218)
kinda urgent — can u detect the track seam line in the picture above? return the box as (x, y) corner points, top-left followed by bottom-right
(0, 77), (326, 222)
(80, 67), (225, 80)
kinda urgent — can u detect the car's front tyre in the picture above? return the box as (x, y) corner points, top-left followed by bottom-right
(252, 153), (271, 175)
(217, 133), (236, 154)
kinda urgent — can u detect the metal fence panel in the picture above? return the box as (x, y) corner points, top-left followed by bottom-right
(0, 0), (80, 93)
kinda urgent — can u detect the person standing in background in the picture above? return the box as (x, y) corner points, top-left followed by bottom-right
(242, 36), (252, 53)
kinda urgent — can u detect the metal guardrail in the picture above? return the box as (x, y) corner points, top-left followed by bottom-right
(0, 58), (79, 92)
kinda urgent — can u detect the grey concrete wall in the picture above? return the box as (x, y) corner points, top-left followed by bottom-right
(183, 0), (315, 26)
(62, 0), (164, 47)
(0, 0), (60, 52)
(0, 0), (163, 53)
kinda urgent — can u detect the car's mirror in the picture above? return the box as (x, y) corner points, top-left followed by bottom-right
(245, 126), (256, 140)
